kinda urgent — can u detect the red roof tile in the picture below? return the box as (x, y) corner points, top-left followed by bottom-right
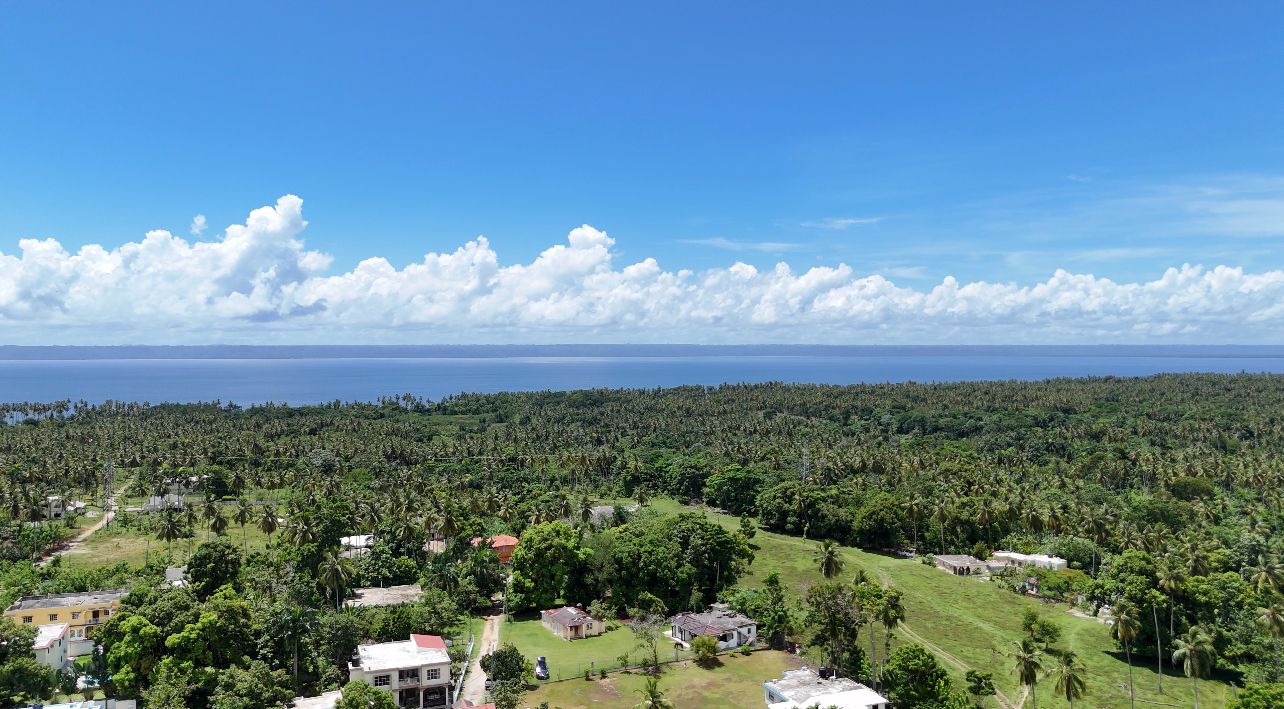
(411, 634), (447, 650)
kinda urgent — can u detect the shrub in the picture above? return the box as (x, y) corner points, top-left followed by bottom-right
(691, 635), (719, 664)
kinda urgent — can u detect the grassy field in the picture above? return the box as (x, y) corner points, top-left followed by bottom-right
(501, 615), (692, 681)
(524, 649), (802, 709)
(61, 517), (278, 568)
(614, 498), (1231, 709)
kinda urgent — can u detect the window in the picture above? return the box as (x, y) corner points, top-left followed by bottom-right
(373, 675), (390, 687)
(71, 612), (81, 620)
(399, 669), (419, 682)
(21, 616), (32, 624)
(587, 622), (594, 630)
(49, 613), (58, 622)
(70, 629), (85, 640)
(426, 668), (440, 681)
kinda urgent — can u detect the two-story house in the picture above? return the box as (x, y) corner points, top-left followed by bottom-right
(4, 589), (127, 658)
(348, 634), (452, 708)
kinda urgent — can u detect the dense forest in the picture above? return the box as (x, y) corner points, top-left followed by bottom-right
(1, 374), (1282, 707)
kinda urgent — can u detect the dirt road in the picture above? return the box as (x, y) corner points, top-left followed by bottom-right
(37, 484), (125, 566)
(459, 614), (501, 707)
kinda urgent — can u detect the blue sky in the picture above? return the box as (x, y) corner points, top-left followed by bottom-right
(1, 2), (1283, 343)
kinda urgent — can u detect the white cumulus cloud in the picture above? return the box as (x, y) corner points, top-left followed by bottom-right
(1, 195), (1283, 344)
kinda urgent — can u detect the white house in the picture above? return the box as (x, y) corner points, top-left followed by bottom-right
(33, 623), (69, 669)
(763, 668), (889, 709)
(991, 550), (1068, 571)
(348, 634), (452, 708)
(670, 603), (757, 650)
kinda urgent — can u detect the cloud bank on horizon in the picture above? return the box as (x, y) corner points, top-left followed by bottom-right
(1, 195), (1281, 345)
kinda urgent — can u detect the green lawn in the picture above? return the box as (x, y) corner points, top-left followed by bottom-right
(613, 498), (1232, 709)
(501, 615), (692, 681)
(61, 519), (279, 568)
(524, 649), (801, 709)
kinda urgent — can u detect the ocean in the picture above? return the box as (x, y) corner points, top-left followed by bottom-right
(1, 345), (1282, 405)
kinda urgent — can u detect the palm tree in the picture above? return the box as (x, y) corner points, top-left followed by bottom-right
(1011, 638), (1043, 709)
(633, 486), (650, 508)
(1245, 554), (1282, 595)
(157, 510), (184, 558)
(317, 548), (356, 610)
(1171, 626), (1214, 709)
(1156, 561), (1186, 640)
(208, 507), (229, 537)
(902, 495), (924, 553)
(1046, 650), (1086, 708)
(257, 504), (279, 545)
(815, 540), (844, 579)
(234, 498), (253, 553)
(877, 590), (905, 691)
(1255, 602), (1283, 682)
(633, 675), (674, 709)
(578, 496), (595, 526)
(1111, 601), (1141, 709)
(930, 498), (952, 554)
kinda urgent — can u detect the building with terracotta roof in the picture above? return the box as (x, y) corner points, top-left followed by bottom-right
(348, 634), (452, 707)
(540, 605), (603, 640)
(669, 602), (757, 650)
(470, 534), (519, 564)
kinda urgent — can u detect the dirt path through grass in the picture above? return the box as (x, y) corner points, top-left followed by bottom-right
(897, 621), (1018, 709)
(460, 614), (501, 706)
(38, 481), (127, 566)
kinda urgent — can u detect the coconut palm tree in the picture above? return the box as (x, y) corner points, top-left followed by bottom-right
(157, 509), (184, 558)
(815, 540), (844, 579)
(1171, 626), (1214, 709)
(877, 589), (905, 691)
(1255, 602), (1283, 682)
(1046, 650), (1086, 708)
(1111, 601), (1141, 709)
(1011, 638), (1043, 709)
(257, 504), (279, 545)
(208, 507), (229, 537)
(633, 675), (674, 709)
(633, 486), (650, 508)
(902, 495), (924, 552)
(930, 498), (952, 554)
(317, 548), (356, 610)
(1244, 554), (1282, 595)
(234, 498), (253, 553)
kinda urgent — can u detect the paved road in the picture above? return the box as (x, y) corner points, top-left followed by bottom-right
(460, 614), (501, 707)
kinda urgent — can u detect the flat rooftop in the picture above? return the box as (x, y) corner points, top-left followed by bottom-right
(5, 589), (128, 612)
(353, 635), (450, 672)
(345, 584), (423, 608)
(290, 690), (340, 709)
(766, 668), (868, 704)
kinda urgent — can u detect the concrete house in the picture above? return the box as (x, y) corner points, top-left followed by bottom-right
(932, 554), (987, 576)
(348, 634), (452, 708)
(670, 603), (757, 650)
(540, 606), (603, 640)
(4, 589), (127, 658)
(991, 550), (1069, 571)
(764, 668), (889, 709)
(33, 623), (69, 669)
(471, 534), (519, 564)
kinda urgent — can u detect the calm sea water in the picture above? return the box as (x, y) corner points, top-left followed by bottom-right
(1, 346), (1283, 405)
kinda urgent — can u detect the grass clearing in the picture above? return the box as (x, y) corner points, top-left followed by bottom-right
(611, 498), (1231, 708)
(60, 518), (279, 568)
(501, 615), (692, 681)
(524, 649), (802, 709)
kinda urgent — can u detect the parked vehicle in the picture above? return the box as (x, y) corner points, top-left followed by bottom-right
(535, 655), (549, 680)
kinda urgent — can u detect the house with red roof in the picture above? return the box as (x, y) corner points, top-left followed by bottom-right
(471, 534), (519, 564)
(540, 605), (603, 640)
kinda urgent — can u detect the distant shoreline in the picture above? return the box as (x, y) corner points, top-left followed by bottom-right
(3, 344), (1284, 360)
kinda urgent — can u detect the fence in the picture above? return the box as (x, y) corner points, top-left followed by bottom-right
(451, 630), (476, 705)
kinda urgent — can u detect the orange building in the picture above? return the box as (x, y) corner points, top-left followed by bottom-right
(470, 534), (519, 564)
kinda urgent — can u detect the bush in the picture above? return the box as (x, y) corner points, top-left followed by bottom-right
(691, 635), (719, 664)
